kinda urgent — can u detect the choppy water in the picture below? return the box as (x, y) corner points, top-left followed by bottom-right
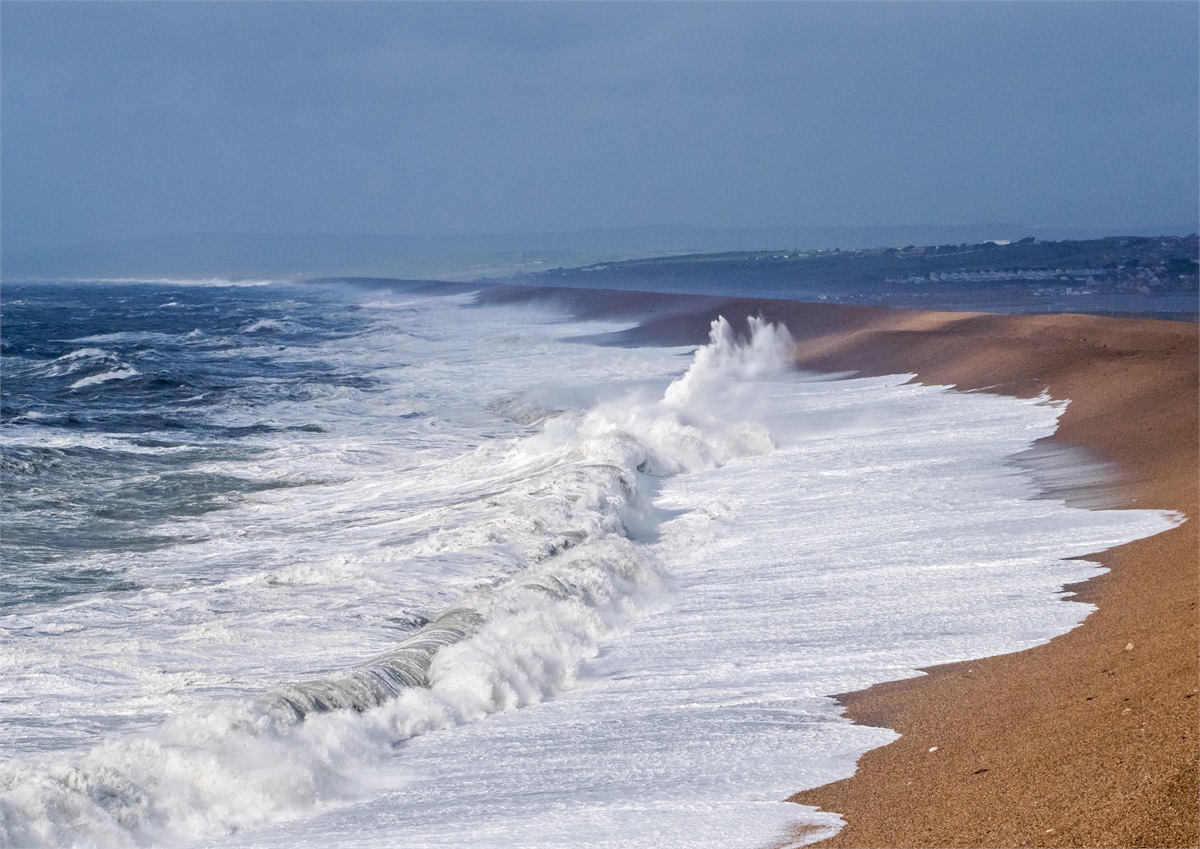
(0, 279), (1179, 848)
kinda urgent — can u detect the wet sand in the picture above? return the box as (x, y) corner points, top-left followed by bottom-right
(481, 286), (1198, 847)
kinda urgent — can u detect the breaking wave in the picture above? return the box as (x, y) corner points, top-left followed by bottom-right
(0, 316), (796, 848)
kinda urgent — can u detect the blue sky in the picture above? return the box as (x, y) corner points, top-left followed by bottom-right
(2, 1), (1197, 253)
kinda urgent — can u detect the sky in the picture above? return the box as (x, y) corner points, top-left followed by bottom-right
(2, 1), (1198, 254)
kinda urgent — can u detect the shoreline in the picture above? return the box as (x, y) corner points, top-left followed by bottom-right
(781, 306), (1198, 848)
(479, 285), (1198, 846)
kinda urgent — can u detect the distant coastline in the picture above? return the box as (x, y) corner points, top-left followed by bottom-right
(506, 234), (1199, 320)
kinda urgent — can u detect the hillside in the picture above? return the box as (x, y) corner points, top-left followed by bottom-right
(514, 235), (1199, 318)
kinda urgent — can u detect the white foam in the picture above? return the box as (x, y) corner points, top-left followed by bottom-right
(202, 384), (1175, 849)
(240, 319), (307, 335)
(57, 348), (109, 362)
(68, 367), (140, 390)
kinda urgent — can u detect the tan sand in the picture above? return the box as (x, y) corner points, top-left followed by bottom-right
(774, 306), (1199, 848)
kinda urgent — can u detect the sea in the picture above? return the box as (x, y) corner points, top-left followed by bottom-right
(0, 278), (1179, 848)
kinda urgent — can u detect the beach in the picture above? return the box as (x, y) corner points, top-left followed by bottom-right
(781, 306), (1199, 848)
(499, 287), (1199, 846)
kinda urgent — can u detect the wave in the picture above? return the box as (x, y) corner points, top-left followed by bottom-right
(64, 331), (199, 345)
(52, 278), (279, 288)
(69, 367), (140, 391)
(240, 319), (307, 335)
(0, 315), (795, 848)
(0, 535), (667, 847)
(26, 349), (118, 379)
(55, 348), (109, 365)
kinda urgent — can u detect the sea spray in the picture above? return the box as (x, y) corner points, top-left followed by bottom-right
(663, 315), (796, 408)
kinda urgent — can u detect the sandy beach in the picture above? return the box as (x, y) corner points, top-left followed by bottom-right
(778, 306), (1199, 848)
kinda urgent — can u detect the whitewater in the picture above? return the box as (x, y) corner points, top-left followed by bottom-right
(0, 280), (1178, 848)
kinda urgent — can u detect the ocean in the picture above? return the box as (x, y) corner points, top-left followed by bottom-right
(0, 279), (1178, 848)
